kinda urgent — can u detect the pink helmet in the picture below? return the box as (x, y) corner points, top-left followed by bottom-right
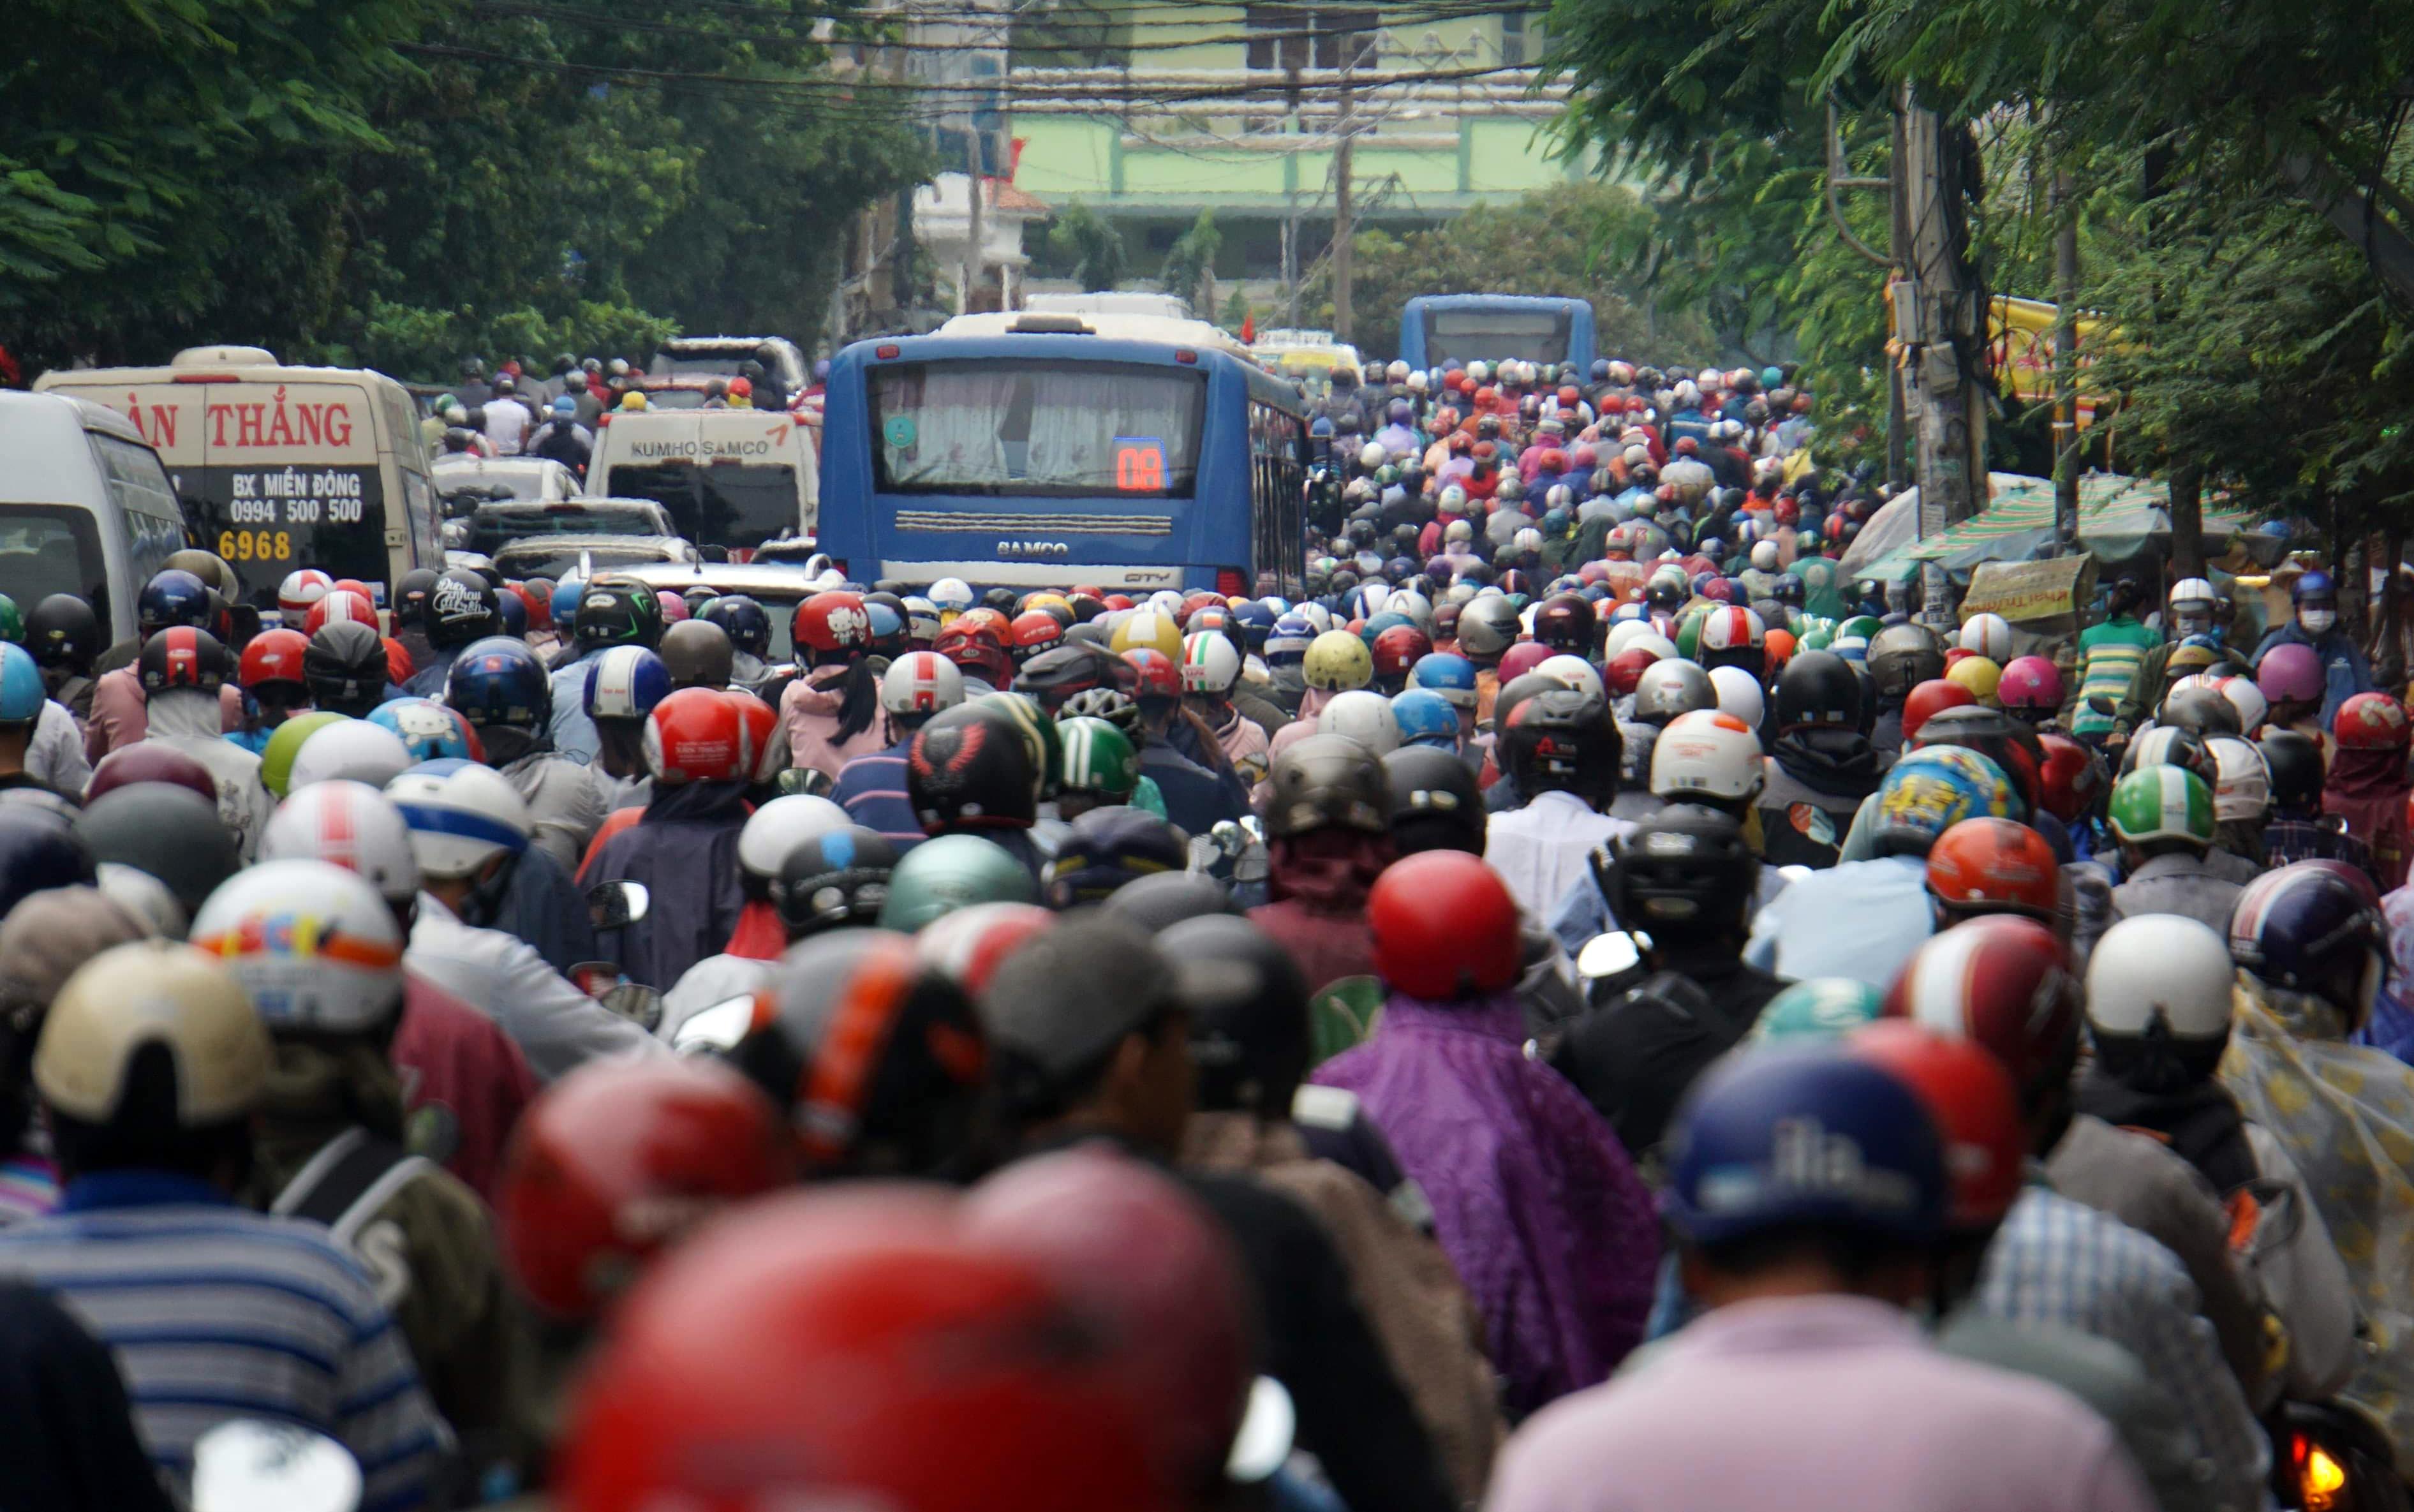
(1996, 655), (2064, 711)
(2256, 641), (2323, 705)
(656, 591), (690, 623)
(1496, 640), (1553, 684)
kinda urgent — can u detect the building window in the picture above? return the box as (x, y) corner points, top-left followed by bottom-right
(1500, 12), (1543, 64)
(1246, 6), (1375, 70)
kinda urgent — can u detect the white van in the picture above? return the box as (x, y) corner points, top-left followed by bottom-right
(0, 392), (189, 645)
(588, 406), (819, 560)
(35, 346), (442, 608)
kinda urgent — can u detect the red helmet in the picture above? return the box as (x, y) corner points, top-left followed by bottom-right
(559, 1187), (1173, 1512)
(1121, 647), (1183, 701)
(237, 627), (310, 690)
(1772, 496), (1800, 526)
(1605, 645), (1660, 698)
(330, 577), (376, 602)
(383, 636), (415, 686)
(496, 1057), (792, 1320)
(2336, 691), (2411, 751)
(276, 567), (334, 618)
(1925, 817), (2059, 920)
(306, 588), (378, 637)
(916, 901), (1055, 997)
(1900, 678), (1977, 741)
(1370, 850), (1519, 1000)
(512, 580), (554, 634)
(1996, 655), (2064, 711)
(1178, 590), (1223, 626)
(1846, 1020), (2025, 1231)
(85, 741), (218, 808)
(1009, 611), (1065, 662)
(728, 689), (781, 782)
(644, 686), (751, 785)
(1370, 625), (1433, 682)
(793, 591), (873, 659)
(1101, 594), (1134, 612)
(956, 606), (1014, 642)
(964, 1148), (1252, 1496)
(933, 621), (1013, 685)
(2035, 733), (2102, 825)
(1496, 641), (1553, 685)
(1883, 915), (2082, 1101)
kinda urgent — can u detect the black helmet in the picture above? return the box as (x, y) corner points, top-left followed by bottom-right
(0, 807), (94, 919)
(1608, 803), (1758, 941)
(573, 576), (665, 651)
(1775, 649), (1861, 732)
(1262, 733), (1388, 840)
(2260, 729), (2326, 812)
(1530, 593), (1597, 654)
(24, 595), (100, 671)
(137, 627), (231, 695)
(395, 567), (441, 628)
(1011, 643), (1122, 713)
(1493, 670), (1573, 734)
(1383, 745), (1486, 855)
(1165, 914), (1310, 1115)
(1770, 574), (1805, 607)
(305, 622), (391, 716)
(74, 785), (236, 920)
(1643, 577), (1686, 613)
(424, 569), (500, 649)
(699, 594), (771, 658)
(658, 619), (734, 690)
(1866, 623), (1945, 700)
(908, 702), (1039, 833)
(1099, 871), (1236, 933)
(1500, 688), (1620, 805)
(1042, 807), (1187, 909)
(769, 826), (898, 939)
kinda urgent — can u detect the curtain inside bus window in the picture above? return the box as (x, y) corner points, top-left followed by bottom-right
(872, 361), (1207, 498)
(1426, 308), (1573, 367)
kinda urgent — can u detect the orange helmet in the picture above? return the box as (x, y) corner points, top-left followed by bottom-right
(1901, 678), (1978, 742)
(1925, 817), (2059, 920)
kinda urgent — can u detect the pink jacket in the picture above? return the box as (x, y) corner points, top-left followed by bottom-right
(778, 666), (890, 780)
(84, 667), (242, 764)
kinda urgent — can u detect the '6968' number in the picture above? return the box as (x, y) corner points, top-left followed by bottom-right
(217, 530), (292, 563)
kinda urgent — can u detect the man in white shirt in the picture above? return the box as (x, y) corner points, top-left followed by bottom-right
(1483, 687), (1631, 919)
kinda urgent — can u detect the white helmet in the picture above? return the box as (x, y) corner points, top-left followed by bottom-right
(1465, 361), (1490, 385)
(1958, 612), (2013, 661)
(1406, 370), (1429, 394)
(1147, 590), (1185, 618)
(94, 863), (185, 940)
(288, 718), (413, 794)
(2207, 736), (2271, 823)
(1180, 632), (1241, 695)
(1294, 602), (1334, 634)
(34, 940), (270, 1127)
(736, 794), (849, 882)
(2168, 577), (2219, 611)
(189, 861), (405, 1034)
(1604, 620), (1659, 658)
(1388, 590), (1434, 633)
(927, 577), (975, 614)
(1317, 689), (1401, 755)
(1708, 664), (1765, 727)
(1358, 442), (1387, 471)
(1536, 655), (1606, 702)
(1385, 360), (1409, 383)
(1513, 528), (1545, 554)
(1749, 540), (1781, 572)
(2084, 913), (2234, 1041)
(384, 760), (531, 879)
(2219, 676), (2269, 736)
(879, 651), (965, 718)
(262, 780), (422, 905)
(1650, 709), (1766, 802)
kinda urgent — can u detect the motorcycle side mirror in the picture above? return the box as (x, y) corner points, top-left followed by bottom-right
(598, 981), (664, 1034)
(1225, 1376), (1296, 1486)
(589, 879), (649, 930)
(1576, 931), (1647, 980)
(670, 993), (760, 1053)
(192, 1420), (361, 1512)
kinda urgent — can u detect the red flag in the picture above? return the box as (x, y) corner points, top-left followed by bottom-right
(1240, 313), (1255, 343)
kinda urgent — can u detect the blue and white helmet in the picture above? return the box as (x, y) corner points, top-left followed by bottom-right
(584, 646), (673, 722)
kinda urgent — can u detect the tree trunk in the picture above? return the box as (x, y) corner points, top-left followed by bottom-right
(2167, 464), (2204, 581)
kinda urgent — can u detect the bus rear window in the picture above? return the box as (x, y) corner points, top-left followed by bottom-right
(607, 463), (800, 551)
(870, 360), (1207, 498)
(1426, 308), (1574, 367)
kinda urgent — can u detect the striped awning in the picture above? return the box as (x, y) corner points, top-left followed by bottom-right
(1851, 472), (2253, 581)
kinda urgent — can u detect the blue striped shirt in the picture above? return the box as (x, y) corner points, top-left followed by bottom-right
(830, 739), (926, 850)
(0, 1171), (443, 1512)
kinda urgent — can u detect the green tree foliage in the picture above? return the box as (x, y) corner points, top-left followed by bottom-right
(1160, 210), (1222, 313)
(1044, 199), (1129, 292)
(1, 0), (928, 380)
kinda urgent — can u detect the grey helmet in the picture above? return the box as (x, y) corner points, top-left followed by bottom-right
(1455, 596), (1522, 660)
(1630, 659), (1717, 727)
(1261, 734), (1388, 840)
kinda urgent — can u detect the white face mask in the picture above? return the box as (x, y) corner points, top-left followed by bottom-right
(2300, 608), (2337, 634)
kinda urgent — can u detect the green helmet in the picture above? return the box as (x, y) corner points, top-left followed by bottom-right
(1798, 623), (1835, 652)
(1673, 604), (1712, 660)
(1838, 614), (1883, 642)
(1749, 979), (1885, 1044)
(877, 833), (1039, 932)
(0, 593), (24, 646)
(2108, 764), (2215, 850)
(1058, 716), (1139, 801)
(260, 711), (348, 798)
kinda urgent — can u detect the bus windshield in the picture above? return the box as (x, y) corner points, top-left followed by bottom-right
(870, 360), (1208, 498)
(1425, 306), (1573, 367)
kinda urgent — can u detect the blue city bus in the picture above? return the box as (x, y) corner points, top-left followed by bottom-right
(1396, 295), (1599, 374)
(816, 324), (1308, 597)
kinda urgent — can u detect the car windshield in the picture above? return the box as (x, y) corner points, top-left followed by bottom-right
(0, 505), (108, 632)
(639, 388), (711, 411)
(870, 359), (1207, 498)
(493, 540), (683, 579)
(467, 503), (662, 555)
(607, 462), (800, 549)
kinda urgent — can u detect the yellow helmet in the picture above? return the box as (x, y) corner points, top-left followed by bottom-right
(619, 390), (649, 412)
(1946, 654), (2003, 708)
(1110, 609), (1184, 661)
(1303, 630), (1374, 691)
(35, 940), (270, 1127)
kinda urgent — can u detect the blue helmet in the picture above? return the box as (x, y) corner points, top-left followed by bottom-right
(1390, 688), (1460, 749)
(443, 635), (551, 730)
(494, 588), (528, 638)
(550, 576), (587, 625)
(2293, 569), (2336, 605)
(1231, 601), (1277, 650)
(138, 569), (214, 634)
(1664, 1044), (1947, 1247)
(1407, 651), (1479, 711)
(1608, 600), (1648, 626)
(584, 644), (672, 721)
(699, 593), (772, 657)
(370, 697), (479, 762)
(1266, 613), (1317, 670)
(0, 644), (42, 723)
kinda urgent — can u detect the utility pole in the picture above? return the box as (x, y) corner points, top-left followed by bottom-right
(1895, 82), (1988, 624)
(1331, 67), (1354, 343)
(961, 129), (986, 315)
(2052, 166), (2081, 552)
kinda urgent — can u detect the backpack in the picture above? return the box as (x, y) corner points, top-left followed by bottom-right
(272, 1127), (434, 1311)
